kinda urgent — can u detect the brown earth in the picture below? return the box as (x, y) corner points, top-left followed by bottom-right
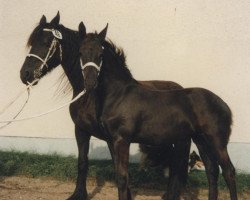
(0, 176), (249, 200)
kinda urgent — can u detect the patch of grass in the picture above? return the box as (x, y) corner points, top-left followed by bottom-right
(0, 150), (77, 179)
(0, 150), (249, 192)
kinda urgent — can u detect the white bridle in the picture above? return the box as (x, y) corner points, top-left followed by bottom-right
(27, 28), (63, 78)
(80, 46), (104, 74)
(80, 59), (102, 74)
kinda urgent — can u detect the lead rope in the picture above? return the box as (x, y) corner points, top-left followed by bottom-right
(0, 28), (85, 126)
(0, 79), (38, 115)
(0, 79), (38, 129)
(0, 89), (86, 124)
(0, 30), (60, 116)
(0, 89), (30, 130)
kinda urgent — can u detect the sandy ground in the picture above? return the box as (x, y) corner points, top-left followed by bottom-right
(0, 176), (249, 200)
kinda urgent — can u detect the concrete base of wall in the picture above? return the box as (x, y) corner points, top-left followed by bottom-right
(0, 136), (249, 173)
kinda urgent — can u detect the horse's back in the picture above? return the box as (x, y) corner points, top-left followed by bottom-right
(139, 80), (183, 90)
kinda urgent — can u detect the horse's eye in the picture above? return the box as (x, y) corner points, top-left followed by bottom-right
(42, 40), (50, 47)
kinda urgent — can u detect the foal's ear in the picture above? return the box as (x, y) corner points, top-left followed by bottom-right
(78, 21), (86, 40)
(98, 23), (108, 41)
(40, 15), (47, 25)
(50, 11), (60, 25)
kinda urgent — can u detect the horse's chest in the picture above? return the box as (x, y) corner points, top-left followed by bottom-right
(69, 99), (97, 131)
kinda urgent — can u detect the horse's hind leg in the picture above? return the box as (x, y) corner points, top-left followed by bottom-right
(193, 133), (237, 200)
(163, 138), (191, 200)
(216, 147), (237, 200)
(195, 143), (219, 200)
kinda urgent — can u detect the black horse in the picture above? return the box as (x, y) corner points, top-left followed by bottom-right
(19, 13), (191, 199)
(78, 25), (237, 200)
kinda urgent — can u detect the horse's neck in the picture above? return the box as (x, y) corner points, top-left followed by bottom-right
(60, 31), (84, 95)
(97, 62), (137, 105)
(99, 54), (136, 91)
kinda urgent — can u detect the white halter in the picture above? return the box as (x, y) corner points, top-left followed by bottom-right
(27, 28), (63, 78)
(80, 59), (102, 74)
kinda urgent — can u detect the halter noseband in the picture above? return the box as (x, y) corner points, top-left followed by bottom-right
(80, 46), (104, 75)
(80, 60), (102, 74)
(27, 28), (63, 78)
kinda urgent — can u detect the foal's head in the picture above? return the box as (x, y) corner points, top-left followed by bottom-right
(79, 24), (108, 91)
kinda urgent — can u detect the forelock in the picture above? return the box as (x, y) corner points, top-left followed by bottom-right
(26, 23), (59, 47)
(26, 24), (44, 47)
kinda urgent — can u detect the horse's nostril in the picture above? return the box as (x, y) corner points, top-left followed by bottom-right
(24, 70), (30, 79)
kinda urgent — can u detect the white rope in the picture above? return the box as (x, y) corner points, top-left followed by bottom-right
(0, 89), (30, 129)
(0, 89), (86, 123)
(0, 28), (67, 124)
(0, 79), (38, 115)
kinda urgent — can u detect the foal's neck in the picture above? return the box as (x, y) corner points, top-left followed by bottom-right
(99, 47), (136, 88)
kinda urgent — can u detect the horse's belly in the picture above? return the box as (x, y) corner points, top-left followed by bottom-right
(134, 119), (193, 145)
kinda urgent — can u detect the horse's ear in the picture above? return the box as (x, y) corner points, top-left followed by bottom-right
(78, 21), (86, 40)
(98, 23), (108, 41)
(50, 11), (60, 25)
(40, 15), (47, 25)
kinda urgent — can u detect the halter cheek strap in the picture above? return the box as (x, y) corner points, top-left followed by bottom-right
(27, 53), (49, 69)
(27, 28), (63, 78)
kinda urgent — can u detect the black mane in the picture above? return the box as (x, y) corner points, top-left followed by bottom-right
(103, 39), (126, 66)
(102, 38), (134, 81)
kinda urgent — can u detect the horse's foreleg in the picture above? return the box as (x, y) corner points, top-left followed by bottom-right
(113, 137), (132, 200)
(67, 126), (90, 200)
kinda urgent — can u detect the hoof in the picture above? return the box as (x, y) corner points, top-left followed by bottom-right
(67, 191), (88, 200)
(162, 192), (192, 200)
(161, 192), (167, 200)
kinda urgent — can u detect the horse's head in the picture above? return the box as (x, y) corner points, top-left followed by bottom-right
(79, 24), (108, 91)
(20, 12), (63, 85)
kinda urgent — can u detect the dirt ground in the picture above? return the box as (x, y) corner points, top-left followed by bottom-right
(0, 176), (249, 200)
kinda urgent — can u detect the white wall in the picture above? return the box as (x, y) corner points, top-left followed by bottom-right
(0, 0), (250, 143)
